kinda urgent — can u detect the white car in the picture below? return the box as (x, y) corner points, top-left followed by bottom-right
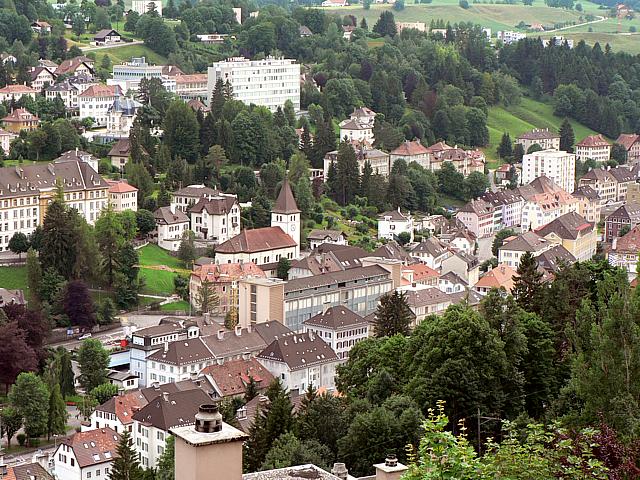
(78, 333), (92, 340)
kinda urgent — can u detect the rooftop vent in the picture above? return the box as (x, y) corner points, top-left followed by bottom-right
(195, 404), (222, 433)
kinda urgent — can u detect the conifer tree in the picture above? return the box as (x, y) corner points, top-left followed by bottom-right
(559, 118), (575, 153)
(497, 132), (513, 159)
(336, 142), (360, 206)
(512, 251), (544, 313)
(195, 278), (219, 314)
(47, 384), (68, 440)
(374, 291), (413, 337)
(109, 431), (143, 480)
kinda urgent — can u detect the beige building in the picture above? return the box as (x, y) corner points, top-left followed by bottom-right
(535, 211), (596, 262)
(0, 84), (38, 102)
(397, 21), (427, 32)
(107, 180), (138, 212)
(324, 144), (391, 177)
(521, 149), (576, 193)
(516, 128), (560, 152)
(175, 73), (208, 101)
(576, 134), (611, 163)
(108, 138), (131, 170)
(572, 185), (601, 223)
(238, 277), (286, 328)
(617, 133), (640, 164)
(389, 140), (431, 169)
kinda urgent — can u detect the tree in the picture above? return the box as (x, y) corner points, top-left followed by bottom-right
(98, 298), (116, 325)
(77, 395), (98, 422)
(9, 372), (49, 442)
(373, 11), (397, 37)
(195, 279), (219, 314)
(611, 143), (627, 164)
(512, 251), (543, 313)
(335, 141), (360, 206)
(276, 258), (291, 280)
(47, 383), (68, 440)
(63, 280), (96, 329)
(204, 145), (228, 183)
(163, 100), (200, 163)
(619, 224), (631, 237)
(492, 228), (515, 257)
(26, 247), (42, 307)
(40, 199), (79, 279)
(373, 291), (413, 337)
(135, 209), (155, 237)
(91, 383), (118, 405)
(8, 231), (29, 258)
(0, 321), (38, 391)
(245, 377), (259, 402)
(463, 171), (489, 200)
(58, 348), (75, 398)
(77, 339), (109, 392)
(177, 230), (196, 266)
(72, 14), (86, 36)
(1, 406), (22, 448)
(559, 118), (575, 152)
(156, 435), (175, 480)
(497, 132), (513, 159)
(261, 432), (332, 471)
(109, 430), (144, 480)
(297, 392), (350, 460)
(513, 143), (525, 163)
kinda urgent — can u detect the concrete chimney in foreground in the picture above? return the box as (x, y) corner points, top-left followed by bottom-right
(374, 455), (408, 480)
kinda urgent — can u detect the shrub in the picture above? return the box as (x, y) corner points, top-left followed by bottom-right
(459, 0), (470, 7)
(17, 433), (26, 446)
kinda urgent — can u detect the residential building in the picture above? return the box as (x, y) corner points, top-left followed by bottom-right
(576, 134), (611, 163)
(54, 428), (120, 480)
(516, 176), (579, 231)
(396, 21), (427, 32)
(437, 228), (476, 254)
(303, 306), (370, 361)
(535, 211), (596, 261)
(378, 208), (414, 242)
(78, 85), (123, 126)
(206, 56), (300, 112)
(441, 251), (480, 286)
(54, 56), (94, 77)
(521, 149), (576, 193)
(474, 264), (518, 295)
(403, 285), (452, 324)
(608, 225), (640, 278)
(609, 165), (637, 201)
(237, 277), (286, 327)
(299, 25), (313, 37)
(307, 229), (348, 249)
(46, 80), (81, 110)
(200, 358), (275, 399)
(108, 138), (131, 170)
(196, 34), (230, 44)
(111, 57), (170, 92)
(94, 29), (121, 46)
(2, 108), (39, 133)
(131, 0), (163, 15)
(188, 194), (240, 242)
(0, 84), (38, 102)
(107, 370), (139, 391)
(498, 231), (553, 268)
(410, 237), (451, 269)
(535, 244), (576, 274)
(389, 140), (431, 169)
(2, 463), (53, 479)
(428, 145), (485, 176)
(402, 263), (439, 287)
(455, 198), (494, 238)
(324, 144), (391, 177)
(107, 96), (142, 136)
(175, 73), (208, 101)
(132, 389), (212, 468)
(31, 20), (52, 34)
(338, 107), (376, 144)
(154, 206), (190, 251)
(189, 262), (266, 314)
(605, 203), (640, 242)
(437, 271), (468, 294)
(496, 30), (527, 44)
(30, 66), (56, 91)
(578, 167), (618, 203)
(0, 160), (108, 251)
(372, 241), (414, 265)
(616, 133), (640, 164)
(171, 184), (222, 213)
(282, 265), (394, 331)
(626, 180), (640, 204)
(0, 127), (16, 155)
(482, 190), (525, 229)
(88, 390), (146, 434)
(516, 128), (560, 152)
(214, 227), (298, 267)
(257, 332), (339, 392)
(288, 244), (368, 279)
(572, 185), (601, 223)
(146, 338), (217, 385)
(107, 180), (138, 212)
(56, 148), (99, 172)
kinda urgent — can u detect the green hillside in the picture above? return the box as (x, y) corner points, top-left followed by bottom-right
(484, 97), (601, 167)
(92, 45), (167, 66)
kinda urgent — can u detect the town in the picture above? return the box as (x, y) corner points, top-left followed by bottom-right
(1, 0), (640, 479)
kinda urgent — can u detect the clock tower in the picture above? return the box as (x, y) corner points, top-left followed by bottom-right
(271, 177), (301, 247)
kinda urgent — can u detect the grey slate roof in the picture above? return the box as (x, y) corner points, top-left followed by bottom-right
(258, 332), (338, 371)
(303, 306), (368, 330)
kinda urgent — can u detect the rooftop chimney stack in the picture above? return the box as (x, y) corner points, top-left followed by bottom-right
(162, 392), (169, 402)
(374, 454), (408, 480)
(331, 463), (349, 480)
(195, 404), (223, 433)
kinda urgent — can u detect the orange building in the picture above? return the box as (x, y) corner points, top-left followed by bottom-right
(2, 108), (40, 133)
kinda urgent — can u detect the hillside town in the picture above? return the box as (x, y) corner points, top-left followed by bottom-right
(1, 0), (640, 479)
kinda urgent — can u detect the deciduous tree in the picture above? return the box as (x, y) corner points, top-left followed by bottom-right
(9, 372), (49, 442)
(77, 339), (109, 391)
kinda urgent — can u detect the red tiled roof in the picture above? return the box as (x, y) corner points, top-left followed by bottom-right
(0, 84), (38, 94)
(107, 180), (138, 193)
(79, 84), (121, 98)
(577, 134), (610, 148)
(616, 134), (640, 151)
(54, 56), (93, 76)
(191, 262), (266, 283)
(475, 264), (517, 292)
(391, 139), (429, 156)
(201, 358), (274, 397)
(403, 263), (440, 281)
(613, 225), (640, 253)
(60, 428), (120, 468)
(215, 227), (297, 254)
(175, 74), (208, 84)
(2, 108), (39, 122)
(98, 391), (146, 425)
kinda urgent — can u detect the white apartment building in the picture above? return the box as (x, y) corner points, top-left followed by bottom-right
(338, 107), (376, 144)
(78, 84), (123, 126)
(377, 208), (414, 242)
(171, 184), (221, 213)
(110, 57), (175, 93)
(0, 160), (108, 252)
(188, 194), (241, 243)
(576, 134), (611, 163)
(521, 149), (576, 193)
(175, 73), (208, 101)
(496, 30), (526, 44)
(154, 206), (190, 251)
(54, 428), (120, 480)
(108, 180), (138, 212)
(206, 56), (300, 112)
(30, 67), (56, 91)
(0, 128), (16, 155)
(106, 96), (142, 136)
(302, 306), (369, 362)
(131, 0), (163, 16)
(46, 81), (80, 109)
(0, 84), (38, 102)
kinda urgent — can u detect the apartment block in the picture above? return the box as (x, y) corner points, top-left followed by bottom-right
(521, 149), (576, 193)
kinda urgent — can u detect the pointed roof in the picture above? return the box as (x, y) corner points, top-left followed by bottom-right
(272, 178), (300, 214)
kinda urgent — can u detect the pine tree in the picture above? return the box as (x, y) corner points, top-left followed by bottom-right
(26, 248), (42, 307)
(58, 348), (75, 398)
(559, 118), (575, 153)
(512, 251), (544, 313)
(47, 384), (68, 440)
(300, 124), (313, 159)
(336, 142), (360, 206)
(109, 431), (143, 480)
(373, 291), (413, 337)
(497, 132), (513, 159)
(245, 377), (259, 402)
(311, 120), (336, 169)
(359, 160), (373, 198)
(326, 161), (339, 202)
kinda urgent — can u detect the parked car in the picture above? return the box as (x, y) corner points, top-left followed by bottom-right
(78, 333), (92, 340)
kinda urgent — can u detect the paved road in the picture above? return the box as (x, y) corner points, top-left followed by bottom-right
(81, 40), (143, 52)
(546, 15), (606, 33)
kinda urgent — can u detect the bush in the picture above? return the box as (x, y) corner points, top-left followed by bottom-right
(17, 433), (26, 446)
(313, 213), (324, 224)
(630, 26), (637, 32)
(459, 0), (470, 7)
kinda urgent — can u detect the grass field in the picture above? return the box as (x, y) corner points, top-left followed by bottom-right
(138, 244), (184, 269)
(0, 266), (28, 291)
(137, 244), (188, 296)
(160, 300), (190, 311)
(92, 45), (167, 67)
(139, 268), (177, 296)
(484, 96), (601, 166)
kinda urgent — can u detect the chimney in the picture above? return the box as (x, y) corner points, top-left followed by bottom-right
(194, 404), (222, 433)
(164, 341), (169, 353)
(217, 329), (225, 340)
(190, 372), (198, 381)
(374, 454), (408, 480)
(331, 463), (349, 480)
(234, 325), (242, 337)
(162, 392), (170, 402)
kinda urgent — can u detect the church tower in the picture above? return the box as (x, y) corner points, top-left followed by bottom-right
(271, 178), (301, 247)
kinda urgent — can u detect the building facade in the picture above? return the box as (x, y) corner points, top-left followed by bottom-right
(521, 149), (576, 193)
(576, 134), (611, 163)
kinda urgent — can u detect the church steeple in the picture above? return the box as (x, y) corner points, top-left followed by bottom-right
(271, 178), (301, 248)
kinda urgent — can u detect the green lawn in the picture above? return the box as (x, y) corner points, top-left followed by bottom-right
(484, 96), (601, 166)
(92, 45), (167, 67)
(139, 268), (177, 296)
(160, 300), (190, 311)
(0, 266), (28, 291)
(138, 244), (184, 269)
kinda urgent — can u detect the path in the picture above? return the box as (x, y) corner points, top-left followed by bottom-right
(81, 40), (143, 52)
(545, 15), (606, 33)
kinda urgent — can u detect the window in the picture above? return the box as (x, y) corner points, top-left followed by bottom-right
(87, 473), (92, 479)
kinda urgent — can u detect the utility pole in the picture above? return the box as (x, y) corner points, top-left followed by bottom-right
(476, 408), (501, 454)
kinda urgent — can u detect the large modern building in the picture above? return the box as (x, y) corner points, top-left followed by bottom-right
(206, 56), (300, 111)
(521, 149), (576, 193)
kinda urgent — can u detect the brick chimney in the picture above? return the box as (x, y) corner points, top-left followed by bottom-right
(374, 455), (408, 480)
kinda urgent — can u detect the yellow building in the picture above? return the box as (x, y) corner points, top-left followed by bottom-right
(536, 211), (597, 262)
